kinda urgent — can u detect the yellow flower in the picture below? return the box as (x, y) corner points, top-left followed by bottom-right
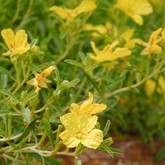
(144, 79), (156, 97)
(90, 41), (131, 63)
(141, 28), (162, 55)
(116, 0), (153, 25)
(120, 29), (143, 49)
(70, 93), (107, 115)
(1, 28), (30, 56)
(49, 0), (96, 22)
(27, 66), (55, 92)
(59, 112), (103, 149)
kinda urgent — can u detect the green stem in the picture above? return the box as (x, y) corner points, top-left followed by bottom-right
(10, 0), (22, 26)
(15, 0), (34, 30)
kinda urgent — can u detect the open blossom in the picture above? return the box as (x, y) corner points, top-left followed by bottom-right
(1, 28), (30, 56)
(71, 93), (107, 115)
(90, 41), (131, 63)
(49, 0), (96, 22)
(27, 66), (55, 92)
(141, 28), (162, 55)
(116, 0), (153, 25)
(59, 112), (103, 149)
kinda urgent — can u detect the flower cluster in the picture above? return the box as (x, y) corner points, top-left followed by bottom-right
(59, 93), (107, 149)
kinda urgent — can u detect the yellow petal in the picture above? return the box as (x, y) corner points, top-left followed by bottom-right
(131, 0), (153, 15)
(1, 29), (15, 50)
(110, 48), (131, 60)
(121, 29), (134, 41)
(76, 0), (97, 14)
(82, 129), (103, 149)
(60, 112), (98, 132)
(15, 30), (27, 48)
(128, 13), (143, 26)
(27, 78), (38, 86)
(80, 93), (93, 109)
(59, 130), (81, 148)
(41, 66), (55, 78)
(49, 6), (68, 19)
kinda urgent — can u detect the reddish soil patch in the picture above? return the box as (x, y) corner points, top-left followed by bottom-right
(59, 135), (165, 165)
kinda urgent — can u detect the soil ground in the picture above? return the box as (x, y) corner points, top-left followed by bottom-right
(59, 135), (165, 165)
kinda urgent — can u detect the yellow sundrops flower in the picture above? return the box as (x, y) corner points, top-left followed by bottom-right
(49, 0), (96, 22)
(90, 41), (131, 63)
(27, 66), (55, 92)
(1, 28), (30, 56)
(71, 93), (107, 115)
(59, 112), (103, 149)
(120, 29), (143, 49)
(141, 28), (162, 55)
(144, 79), (156, 97)
(116, 0), (153, 26)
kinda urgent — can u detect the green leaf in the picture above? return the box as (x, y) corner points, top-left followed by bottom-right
(60, 78), (80, 90)
(110, 147), (122, 155)
(130, 88), (141, 95)
(0, 89), (18, 102)
(30, 39), (38, 48)
(1, 74), (7, 88)
(23, 91), (38, 105)
(0, 66), (15, 81)
(32, 153), (61, 165)
(103, 120), (111, 137)
(43, 117), (54, 146)
(0, 110), (10, 115)
(75, 157), (82, 165)
(75, 145), (87, 155)
(15, 119), (37, 143)
(65, 59), (83, 68)
(23, 107), (31, 124)
(155, 147), (165, 162)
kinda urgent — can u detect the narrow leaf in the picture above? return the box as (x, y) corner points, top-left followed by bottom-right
(65, 59), (83, 68)
(103, 120), (111, 136)
(43, 118), (54, 146)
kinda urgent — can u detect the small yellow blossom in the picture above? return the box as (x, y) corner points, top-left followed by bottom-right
(90, 41), (131, 63)
(120, 29), (143, 49)
(116, 0), (153, 25)
(145, 79), (156, 97)
(141, 28), (162, 55)
(49, 0), (96, 22)
(71, 93), (107, 115)
(27, 66), (55, 92)
(59, 112), (103, 149)
(1, 28), (30, 56)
